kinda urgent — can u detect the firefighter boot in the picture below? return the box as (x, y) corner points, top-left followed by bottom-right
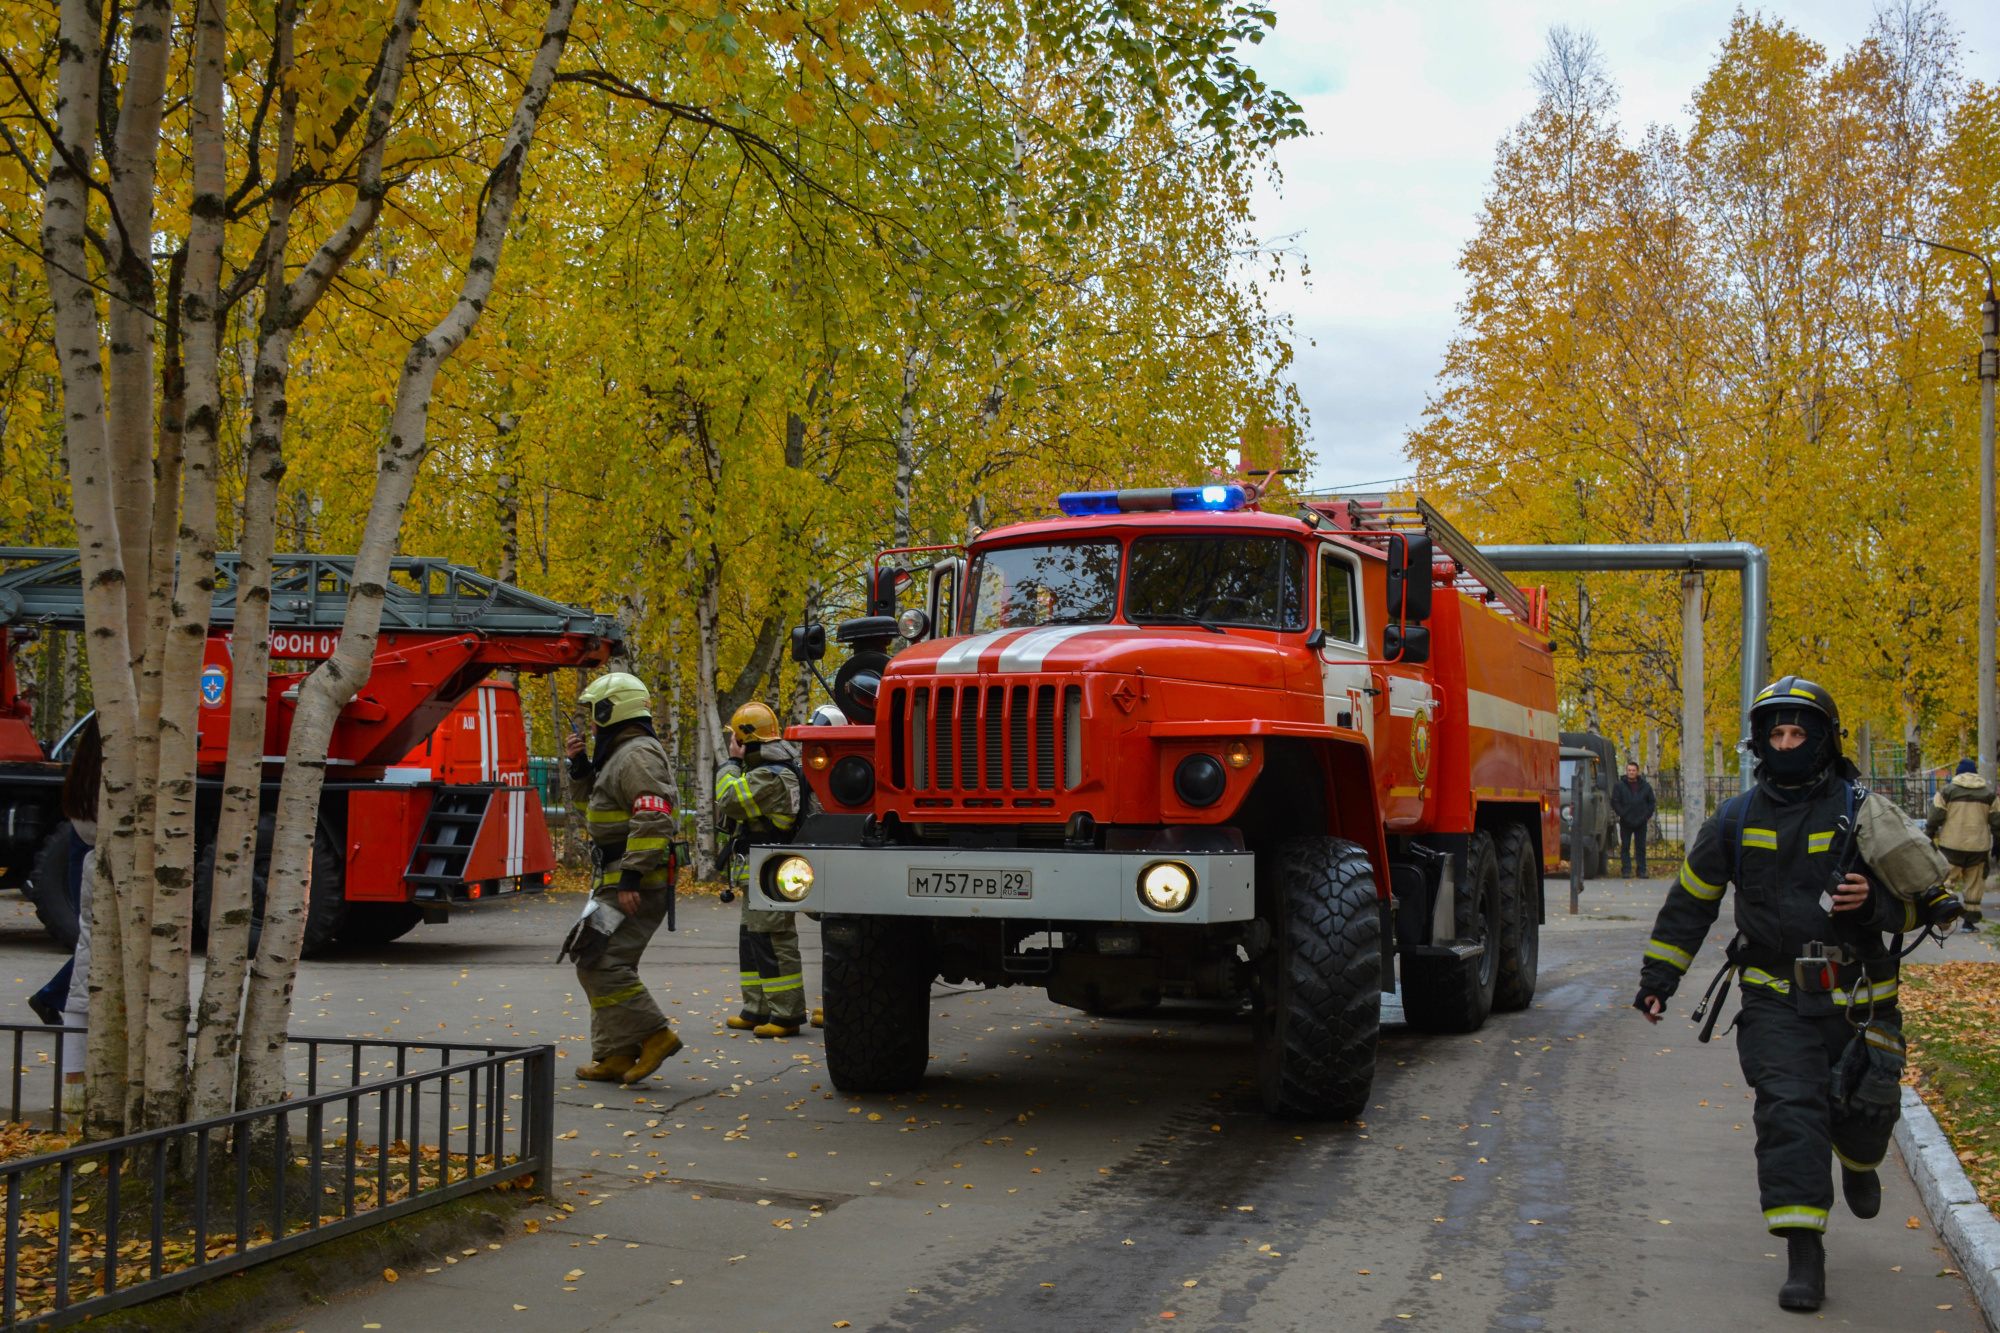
(1777, 1230), (1825, 1312)
(753, 1021), (801, 1038)
(726, 1014), (762, 1031)
(576, 1054), (635, 1082)
(623, 1026), (684, 1084)
(811, 1007), (824, 1029)
(1842, 1165), (1881, 1219)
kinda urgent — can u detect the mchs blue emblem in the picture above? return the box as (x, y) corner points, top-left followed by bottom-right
(200, 665), (227, 708)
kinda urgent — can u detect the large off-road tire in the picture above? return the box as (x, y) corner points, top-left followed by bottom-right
(1253, 835), (1381, 1119)
(298, 820), (350, 959)
(337, 903), (424, 948)
(1402, 831), (1500, 1034)
(26, 822), (80, 949)
(1493, 823), (1541, 1012)
(823, 914), (933, 1093)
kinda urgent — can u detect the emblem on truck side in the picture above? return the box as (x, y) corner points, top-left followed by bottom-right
(1411, 706), (1432, 782)
(200, 665), (227, 708)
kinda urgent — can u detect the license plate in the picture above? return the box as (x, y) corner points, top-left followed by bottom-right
(907, 867), (1033, 899)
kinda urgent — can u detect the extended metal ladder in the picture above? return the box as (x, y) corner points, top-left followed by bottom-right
(0, 549), (619, 641)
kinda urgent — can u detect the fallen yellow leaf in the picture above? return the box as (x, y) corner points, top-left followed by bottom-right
(383, 1269), (399, 1283)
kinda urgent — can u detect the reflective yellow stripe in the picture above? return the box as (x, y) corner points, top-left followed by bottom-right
(1742, 967), (1793, 994)
(1764, 1206), (1828, 1232)
(639, 869), (674, 888)
(739, 971), (761, 983)
(1644, 939), (1693, 972)
(1833, 1145), (1884, 1172)
(769, 811), (796, 831)
(1807, 831), (1834, 853)
(716, 772), (762, 819)
(590, 982), (647, 1009)
(587, 808), (628, 824)
(1834, 979), (1899, 1006)
(627, 837), (671, 851)
(1901, 900), (1917, 932)
(1743, 828), (1778, 850)
(764, 972), (805, 992)
(1679, 863), (1724, 901)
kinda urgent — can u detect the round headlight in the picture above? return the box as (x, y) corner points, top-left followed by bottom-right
(1173, 753), (1227, 807)
(828, 754), (876, 806)
(804, 742), (831, 771)
(1224, 739), (1253, 770)
(771, 856), (814, 901)
(1139, 861), (1196, 913)
(897, 607), (932, 640)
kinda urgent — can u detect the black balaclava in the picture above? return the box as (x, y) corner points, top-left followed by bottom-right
(1753, 705), (1833, 788)
(591, 716), (656, 771)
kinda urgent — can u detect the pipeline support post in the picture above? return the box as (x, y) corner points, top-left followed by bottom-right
(1981, 291), (1997, 784)
(1682, 571), (1705, 848)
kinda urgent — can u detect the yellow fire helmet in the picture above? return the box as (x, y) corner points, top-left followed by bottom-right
(730, 700), (783, 744)
(580, 671), (652, 728)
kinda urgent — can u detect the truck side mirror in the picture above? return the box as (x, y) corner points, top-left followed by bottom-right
(867, 566), (909, 619)
(1385, 533), (1435, 624)
(791, 622), (826, 664)
(1384, 624), (1431, 664)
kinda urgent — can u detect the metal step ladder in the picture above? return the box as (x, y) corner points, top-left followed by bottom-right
(405, 789), (493, 902)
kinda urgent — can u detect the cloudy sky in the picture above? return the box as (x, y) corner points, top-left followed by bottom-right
(1243, 1), (2000, 492)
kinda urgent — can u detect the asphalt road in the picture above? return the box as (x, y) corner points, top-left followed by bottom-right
(1, 874), (1993, 1333)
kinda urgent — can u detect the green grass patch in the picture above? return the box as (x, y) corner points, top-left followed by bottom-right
(1901, 961), (2000, 1212)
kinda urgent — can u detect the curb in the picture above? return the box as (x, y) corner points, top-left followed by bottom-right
(81, 1189), (532, 1333)
(1898, 1084), (2000, 1328)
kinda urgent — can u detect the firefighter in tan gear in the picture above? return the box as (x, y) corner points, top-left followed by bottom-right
(1926, 759), (2000, 929)
(562, 672), (683, 1083)
(716, 702), (811, 1037)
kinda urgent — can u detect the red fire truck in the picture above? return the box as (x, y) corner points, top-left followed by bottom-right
(764, 486), (1558, 1117)
(0, 550), (618, 956)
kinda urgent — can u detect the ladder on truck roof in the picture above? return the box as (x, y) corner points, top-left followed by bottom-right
(0, 549), (621, 642)
(1301, 495), (1545, 629)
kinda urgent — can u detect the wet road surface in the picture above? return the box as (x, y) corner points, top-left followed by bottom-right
(0, 875), (1990, 1332)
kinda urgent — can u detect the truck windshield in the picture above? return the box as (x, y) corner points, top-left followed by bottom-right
(1125, 536), (1306, 630)
(966, 541), (1121, 633)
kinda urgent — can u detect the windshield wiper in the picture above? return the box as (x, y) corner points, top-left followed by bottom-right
(1135, 613), (1227, 634)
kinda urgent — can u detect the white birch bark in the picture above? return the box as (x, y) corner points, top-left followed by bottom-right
(43, 0), (141, 1137)
(236, 0), (580, 1110)
(103, 8), (175, 1100)
(191, 0), (419, 1121)
(139, 0), (227, 1127)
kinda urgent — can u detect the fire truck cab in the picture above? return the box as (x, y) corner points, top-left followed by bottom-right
(766, 485), (1558, 1118)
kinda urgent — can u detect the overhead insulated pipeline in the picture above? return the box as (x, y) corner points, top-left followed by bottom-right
(1474, 543), (1769, 747)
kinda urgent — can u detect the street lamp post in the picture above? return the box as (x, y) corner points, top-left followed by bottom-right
(1894, 236), (1999, 782)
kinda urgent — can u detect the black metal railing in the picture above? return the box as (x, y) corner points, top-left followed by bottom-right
(4, 1028), (86, 1137)
(0, 1028), (554, 1331)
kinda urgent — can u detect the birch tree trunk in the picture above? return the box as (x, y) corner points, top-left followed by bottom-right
(44, 0), (142, 1137)
(236, 0), (580, 1111)
(104, 7), (176, 1102)
(138, 0), (228, 1128)
(693, 553), (721, 882)
(191, 0), (419, 1120)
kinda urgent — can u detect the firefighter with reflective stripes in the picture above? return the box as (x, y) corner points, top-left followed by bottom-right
(564, 672), (683, 1083)
(716, 702), (810, 1037)
(1635, 677), (1961, 1312)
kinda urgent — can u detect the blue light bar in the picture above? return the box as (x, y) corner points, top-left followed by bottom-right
(1056, 485), (1249, 517)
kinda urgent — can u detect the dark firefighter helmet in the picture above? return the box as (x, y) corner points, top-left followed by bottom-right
(1750, 676), (1841, 733)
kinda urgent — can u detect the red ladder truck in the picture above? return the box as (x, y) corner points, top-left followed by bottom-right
(0, 550), (620, 955)
(765, 486), (1558, 1117)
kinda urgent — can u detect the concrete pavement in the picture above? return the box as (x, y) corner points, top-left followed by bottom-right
(3, 873), (1995, 1332)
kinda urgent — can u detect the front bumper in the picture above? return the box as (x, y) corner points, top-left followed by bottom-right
(746, 843), (1254, 923)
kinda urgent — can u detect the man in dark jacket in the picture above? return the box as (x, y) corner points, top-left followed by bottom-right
(1636, 677), (1962, 1313)
(1609, 761), (1657, 877)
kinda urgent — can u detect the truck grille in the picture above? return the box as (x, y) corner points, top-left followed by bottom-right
(888, 679), (1083, 796)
